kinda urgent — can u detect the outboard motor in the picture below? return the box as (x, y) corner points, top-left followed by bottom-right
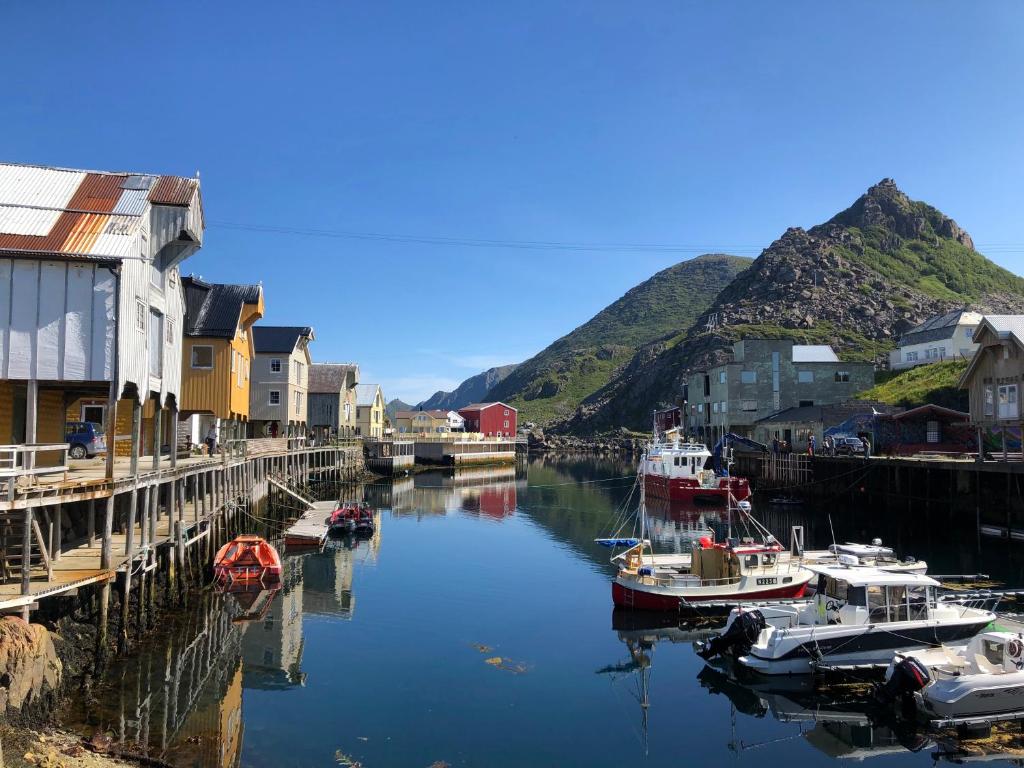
(875, 656), (931, 705)
(695, 610), (766, 661)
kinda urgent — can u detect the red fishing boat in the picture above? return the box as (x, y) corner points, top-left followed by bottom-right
(213, 535), (282, 584)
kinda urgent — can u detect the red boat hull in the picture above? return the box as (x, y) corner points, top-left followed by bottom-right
(644, 474), (750, 504)
(611, 579), (807, 611)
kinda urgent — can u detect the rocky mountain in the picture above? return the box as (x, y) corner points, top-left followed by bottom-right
(419, 364), (519, 411)
(560, 179), (1024, 433)
(485, 254), (752, 425)
(385, 399), (414, 422)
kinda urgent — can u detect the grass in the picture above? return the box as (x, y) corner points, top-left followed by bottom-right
(855, 358), (969, 409)
(716, 321), (895, 362)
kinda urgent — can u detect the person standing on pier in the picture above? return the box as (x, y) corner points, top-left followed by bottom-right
(808, 434), (815, 456)
(860, 435), (871, 459)
(205, 423), (218, 456)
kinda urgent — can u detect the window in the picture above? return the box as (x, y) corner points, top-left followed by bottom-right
(712, 402), (719, 413)
(81, 404), (105, 426)
(231, 350), (237, 372)
(269, 390), (281, 406)
(237, 357), (244, 387)
(697, 403), (703, 413)
(294, 361), (303, 383)
(168, 270), (177, 288)
(797, 370), (813, 384)
(148, 310), (163, 377)
(166, 318), (174, 344)
(135, 299), (146, 333)
(719, 370), (727, 384)
(294, 391), (302, 415)
(740, 370), (756, 384)
(503, 420), (509, 428)
(985, 385), (995, 417)
(834, 371), (850, 383)
(965, 328), (974, 341)
(504, 409), (509, 416)
(191, 345), (213, 369)
(998, 384), (1019, 419)
(939, 346), (946, 358)
(270, 358), (282, 373)
(905, 351), (918, 362)
(741, 400), (757, 412)
(720, 401), (728, 413)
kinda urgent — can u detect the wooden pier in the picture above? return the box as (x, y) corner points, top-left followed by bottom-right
(283, 500), (334, 549)
(0, 440), (362, 628)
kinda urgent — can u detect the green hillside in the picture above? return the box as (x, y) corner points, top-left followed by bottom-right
(487, 254), (751, 424)
(856, 359), (969, 410)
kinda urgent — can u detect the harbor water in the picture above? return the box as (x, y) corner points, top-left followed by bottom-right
(63, 455), (1024, 766)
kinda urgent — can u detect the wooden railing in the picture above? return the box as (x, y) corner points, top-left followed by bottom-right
(0, 444), (70, 496)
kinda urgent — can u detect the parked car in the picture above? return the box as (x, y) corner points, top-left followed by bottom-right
(65, 421), (106, 459)
(834, 436), (865, 456)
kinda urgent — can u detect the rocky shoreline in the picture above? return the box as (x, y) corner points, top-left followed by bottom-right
(526, 429), (644, 455)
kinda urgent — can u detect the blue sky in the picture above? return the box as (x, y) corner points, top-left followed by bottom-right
(3, 2), (1023, 402)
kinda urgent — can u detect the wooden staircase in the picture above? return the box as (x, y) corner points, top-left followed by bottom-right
(0, 513), (46, 585)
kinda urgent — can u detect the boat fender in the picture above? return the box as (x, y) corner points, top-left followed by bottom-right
(698, 536), (713, 549)
(875, 656), (931, 704)
(638, 566), (654, 577)
(695, 610), (766, 661)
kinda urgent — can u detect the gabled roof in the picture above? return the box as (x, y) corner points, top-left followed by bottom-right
(459, 402), (516, 412)
(308, 363), (359, 393)
(355, 384), (381, 406)
(252, 326), (314, 354)
(182, 276), (262, 338)
(957, 315), (1024, 389)
(0, 162), (201, 260)
(889, 403), (968, 422)
(394, 409), (448, 420)
(898, 309), (982, 346)
(756, 401), (898, 425)
(791, 345), (839, 363)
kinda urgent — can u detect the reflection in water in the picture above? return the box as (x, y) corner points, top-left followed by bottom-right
(66, 455), (1024, 767)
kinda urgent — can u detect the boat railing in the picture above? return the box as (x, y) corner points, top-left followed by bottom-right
(636, 573), (742, 588)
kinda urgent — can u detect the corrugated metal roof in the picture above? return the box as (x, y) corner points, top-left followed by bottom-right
(0, 162), (201, 260)
(791, 345), (839, 363)
(459, 402), (516, 412)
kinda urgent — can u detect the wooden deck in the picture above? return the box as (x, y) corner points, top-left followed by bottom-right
(283, 501), (333, 549)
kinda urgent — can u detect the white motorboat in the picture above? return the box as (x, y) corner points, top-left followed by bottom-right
(879, 631), (1024, 722)
(801, 539), (928, 575)
(696, 565), (994, 675)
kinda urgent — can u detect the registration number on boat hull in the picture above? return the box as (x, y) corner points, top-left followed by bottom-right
(756, 577), (778, 586)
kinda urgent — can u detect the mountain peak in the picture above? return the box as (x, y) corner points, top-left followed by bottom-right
(825, 178), (974, 250)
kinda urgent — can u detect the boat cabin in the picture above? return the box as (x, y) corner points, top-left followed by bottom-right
(812, 566), (940, 625)
(644, 441), (711, 479)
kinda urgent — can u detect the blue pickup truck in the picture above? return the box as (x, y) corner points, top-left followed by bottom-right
(65, 422), (107, 459)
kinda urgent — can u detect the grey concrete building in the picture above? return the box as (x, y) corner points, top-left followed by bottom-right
(685, 338), (874, 444)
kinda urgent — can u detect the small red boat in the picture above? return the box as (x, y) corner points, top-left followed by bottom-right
(213, 535), (282, 584)
(329, 501), (376, 536)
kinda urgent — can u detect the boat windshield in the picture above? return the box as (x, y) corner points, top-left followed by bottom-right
(867, 584), (933, 623)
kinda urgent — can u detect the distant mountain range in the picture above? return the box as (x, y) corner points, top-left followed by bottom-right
(419, 364), (519, 411)
(556, 178), (1024, 433)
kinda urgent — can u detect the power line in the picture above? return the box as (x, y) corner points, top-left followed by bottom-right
(206, 219), (1024, 258)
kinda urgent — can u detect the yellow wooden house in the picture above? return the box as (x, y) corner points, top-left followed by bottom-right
(179, 276), (264, 449)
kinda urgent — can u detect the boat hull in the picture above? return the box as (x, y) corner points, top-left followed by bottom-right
(644, 474), (750, 504)
(611, 578), (808, 612)
(739, 618), (992, 676)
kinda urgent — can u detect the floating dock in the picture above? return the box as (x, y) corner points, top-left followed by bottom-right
(283, 500), (335, 549)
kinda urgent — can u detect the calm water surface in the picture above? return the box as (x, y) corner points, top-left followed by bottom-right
(67, 456), (1024, 767)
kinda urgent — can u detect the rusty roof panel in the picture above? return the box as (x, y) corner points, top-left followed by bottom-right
(0, 163), (201, 259)
(149, 176), (197, 206)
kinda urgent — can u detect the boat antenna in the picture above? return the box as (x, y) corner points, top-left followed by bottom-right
(828, 513), (837, 553)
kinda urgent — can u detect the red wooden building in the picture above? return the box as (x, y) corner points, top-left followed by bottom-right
(458, 402), (517, 437)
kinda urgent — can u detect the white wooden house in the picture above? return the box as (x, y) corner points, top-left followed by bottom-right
(0, 163), (203, 465)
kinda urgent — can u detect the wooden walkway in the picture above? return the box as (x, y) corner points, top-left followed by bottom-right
(283, 501), (334, 549)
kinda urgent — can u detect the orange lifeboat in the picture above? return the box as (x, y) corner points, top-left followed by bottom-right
(213, 535), (282, 584)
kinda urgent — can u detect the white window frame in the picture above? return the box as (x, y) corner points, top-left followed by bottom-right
(984, 385), (995, 417)
(166, 317), (175, 345)
(270, 358), (282, 373)
(269, 390), (281, 406)
(797, 370), (814, 384)
(191, 345), (214, 369)
(135, 299), (146, 333)
(835, 371), (850, 383)
(719, 370), (727, 384)
(720, 401), (728, 413)
(998, 384), (1019, 420)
